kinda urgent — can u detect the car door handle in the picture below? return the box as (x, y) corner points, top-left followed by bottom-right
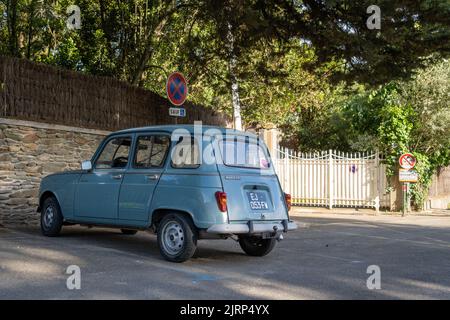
(112, 174), (123, 180)
(145, 174), (159, 181)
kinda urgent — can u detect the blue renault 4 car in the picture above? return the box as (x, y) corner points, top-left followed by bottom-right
(38, 125), (297, 262)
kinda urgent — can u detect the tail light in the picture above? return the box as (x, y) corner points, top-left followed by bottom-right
(284, 193), (292, 211)
(215, 191), (227, 212)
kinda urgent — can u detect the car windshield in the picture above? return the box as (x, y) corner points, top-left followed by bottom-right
(218, 137), (270, 169)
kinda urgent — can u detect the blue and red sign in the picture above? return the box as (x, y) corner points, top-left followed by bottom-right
(166, 72), (188, 106)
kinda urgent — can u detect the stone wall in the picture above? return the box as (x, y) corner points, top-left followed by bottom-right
(426, 166), (450, 210)
(0, 118), (108, 226)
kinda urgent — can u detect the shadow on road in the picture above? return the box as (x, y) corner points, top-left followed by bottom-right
(1, 215), (450, 299)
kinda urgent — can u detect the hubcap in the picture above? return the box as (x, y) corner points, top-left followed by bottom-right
(43, 205), (55, 229)
(161, 221), (185, 255)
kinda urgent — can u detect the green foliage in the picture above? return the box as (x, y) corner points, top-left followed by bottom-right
(410, 152), (433, 209)
(297, 0), (450, 84)
(281, 59), (449, 209)
(42, 36), (81, 70)
(357, 62), (449, 208)
(280, 81), (351, 151)
(377, 86), (414, 177)
(1, 0), (449, 126)
(403, 60), (450, 208)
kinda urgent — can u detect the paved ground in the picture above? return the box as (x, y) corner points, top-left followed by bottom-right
(1, 210), (450, 299)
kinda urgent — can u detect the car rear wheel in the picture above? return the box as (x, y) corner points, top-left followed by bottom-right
(157, 214), (197, 262)
(121, 229), (138, 235)
(238, 235), (277, 257)
(40, 196), (63, 237)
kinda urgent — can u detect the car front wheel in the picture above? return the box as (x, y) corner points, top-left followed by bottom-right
(157, 214), (197, 262)
(40, 196), (63, 237)
(238, 235), (277, 257)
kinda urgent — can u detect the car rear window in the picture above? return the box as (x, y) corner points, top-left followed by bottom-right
(219, 137), (270, 169)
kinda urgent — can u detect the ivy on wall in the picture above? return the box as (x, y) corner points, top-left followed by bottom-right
(373, 61), (450, 209)
(294, 60), (450, 210)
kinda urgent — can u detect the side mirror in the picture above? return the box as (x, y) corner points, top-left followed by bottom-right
(81, 160), (92, 171)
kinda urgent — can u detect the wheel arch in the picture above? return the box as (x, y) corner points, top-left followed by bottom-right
(38, 190), (60, 212)
(150, 208), (197, 230)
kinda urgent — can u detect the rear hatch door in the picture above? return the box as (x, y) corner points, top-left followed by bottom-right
(214, 135), (288, 222)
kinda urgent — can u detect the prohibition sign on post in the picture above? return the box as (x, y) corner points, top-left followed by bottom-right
(166, 72), (188, 106)
(399, 153), (416, 170)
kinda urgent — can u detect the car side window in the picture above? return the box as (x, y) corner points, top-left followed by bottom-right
(134, 135), (170, 168)
(171, 136), (200, 168)
(95, 137), (132, 169)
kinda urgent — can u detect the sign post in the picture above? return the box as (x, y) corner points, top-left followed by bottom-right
(166, 72), (188, 124)
(398, 153), (417, 216)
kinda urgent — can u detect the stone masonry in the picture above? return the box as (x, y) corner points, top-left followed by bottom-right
(0, 119), (108, 226)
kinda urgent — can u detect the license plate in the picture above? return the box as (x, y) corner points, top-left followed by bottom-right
(247, 191), (269, 210)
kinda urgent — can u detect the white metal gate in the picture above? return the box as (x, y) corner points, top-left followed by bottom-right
(272, 148), (390, 211)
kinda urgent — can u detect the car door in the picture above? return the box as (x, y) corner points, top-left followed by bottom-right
(75, 135), (133, 220)
(118, 133), (170, 222)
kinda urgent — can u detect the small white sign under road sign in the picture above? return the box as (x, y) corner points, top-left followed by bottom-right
(399, 168), (418, 183)
(169, 107), (186, 117)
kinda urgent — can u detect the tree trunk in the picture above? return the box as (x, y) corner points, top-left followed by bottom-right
(131, 2), (177, 86)
(131, 40), (154, 86)
(7, 0), (19, 56)
(26, 0), (37, 59)
(227, 21), (242, 131)
(229, 59), (242, 131)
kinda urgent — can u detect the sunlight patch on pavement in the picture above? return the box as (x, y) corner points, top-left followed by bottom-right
(222, 276), (325, 300)
(1, 259), (60, 276)
(19, 246), (81, 263)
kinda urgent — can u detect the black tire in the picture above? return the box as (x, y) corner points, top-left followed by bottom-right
(238, 235), (277, 257)
(121, 229), (138, 235)
(157, 213), (197, 262)
(40, 196), (63, 237)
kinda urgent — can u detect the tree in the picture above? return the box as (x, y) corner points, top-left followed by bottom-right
(312, 60), (449, 208)
(401, 59), (450, 163)
(286, 0), (450, 84)
(0, 0), (449, 130)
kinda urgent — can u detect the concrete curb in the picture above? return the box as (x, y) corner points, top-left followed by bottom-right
(290, 207), (450, 218)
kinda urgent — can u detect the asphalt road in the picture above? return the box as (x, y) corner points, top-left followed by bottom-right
(1, 213), (450, 299)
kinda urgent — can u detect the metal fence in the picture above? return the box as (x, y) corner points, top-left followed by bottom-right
(272, 148), (390, 211)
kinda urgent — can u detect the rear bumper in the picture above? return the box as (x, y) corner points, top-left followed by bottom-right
(206, 220), (297, 234)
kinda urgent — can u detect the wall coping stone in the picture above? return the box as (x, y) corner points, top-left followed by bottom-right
(0, 118), (110, 136)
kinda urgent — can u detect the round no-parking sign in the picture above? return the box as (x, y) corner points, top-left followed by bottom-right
(399, 153), (416, 170)
(166, 72), (188, 106)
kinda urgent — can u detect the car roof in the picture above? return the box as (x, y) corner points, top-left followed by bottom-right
(112, 125), (259, 138)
